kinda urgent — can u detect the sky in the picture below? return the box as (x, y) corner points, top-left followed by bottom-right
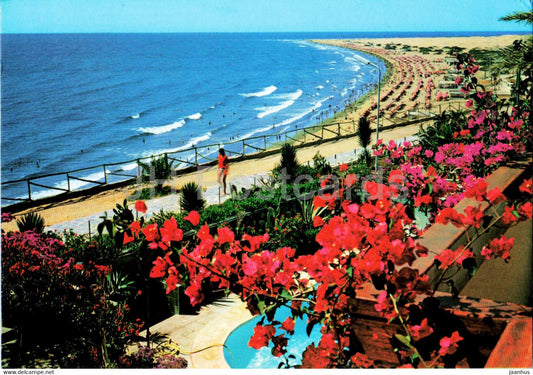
(0, 0), (531, 34)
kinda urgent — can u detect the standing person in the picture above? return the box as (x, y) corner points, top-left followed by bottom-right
(217, 148), (229, 195)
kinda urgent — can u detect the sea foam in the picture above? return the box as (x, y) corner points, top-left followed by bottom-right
(255, 89), (303, 119)
(187, 112), (202, 120)
(241, 85), (277, 98)
(138, 120), (185, 135)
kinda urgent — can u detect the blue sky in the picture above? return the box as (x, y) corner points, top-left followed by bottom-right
(1, 0), (531, 33)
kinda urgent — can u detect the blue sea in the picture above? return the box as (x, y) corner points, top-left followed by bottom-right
(0, 31), (525, 204)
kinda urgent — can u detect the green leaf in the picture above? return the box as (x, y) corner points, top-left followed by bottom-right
(394, 333), (412, 348)
(256, 300), (266, 315)
(279, 288), (293, 301)
(346, 266), (353, 278)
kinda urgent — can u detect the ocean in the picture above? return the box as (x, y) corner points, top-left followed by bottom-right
(0, 31), (523, 204)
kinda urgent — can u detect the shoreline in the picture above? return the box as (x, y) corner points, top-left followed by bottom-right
(1, 34), (525, 232)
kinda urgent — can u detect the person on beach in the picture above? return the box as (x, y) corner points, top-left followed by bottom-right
(217, 148), (229, 195)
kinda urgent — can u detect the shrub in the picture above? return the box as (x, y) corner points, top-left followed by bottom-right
(1, 230), (141, 368)
(276, 143), (300, 182)
(139, 154), (174, 194)
(357, 116), (373, 165)
(16, 212), (45, 233)
(180, 182), (206, 212)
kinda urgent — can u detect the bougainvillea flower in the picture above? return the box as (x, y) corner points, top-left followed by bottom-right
(464, 179), (488, 201)
(184, 210), (200, 226)
(345, 173), (357, 187)
(463, 205), (484, 228)
(197, 223), (211, 241)
(519, 178), (533, 195)
(501, 206), (519, 225)
(435, 208), (465, 228)
(438, 331), (463, 356)
(410, 318), (433, 340)
(248, 324), (276, 349)
(123, 232), (135, 245)
(281, 317), (295, 334)
(518, 202), (532, 220)
(130, 221), (141, 237)
(142, 223), (160, 242)
(481, 235), (514, 260)
(351, 353), (374, 368)
(339, 163), (348, 172)
(217, 226), (235, 245)
(165, 266), (181, 294)
(486, 187), (506, 205)
(160, 217), (183, 244)
(313, 215), (325, 227)
(312, 195), (327, 209)
(135, 200), (148, 213)
(150, 256), (168, 278)
(434, 249), (456, 270)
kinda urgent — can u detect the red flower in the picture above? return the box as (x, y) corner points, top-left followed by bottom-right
(345, 173), (357, 187)
(410, 318), (433, 340)
(1, 212), (15, 223)
(217, 226), (235, 244)
(519, 178), (533, 195)
(301, 344), (331, 368)
(434, 249), (456, 269)
(439, 331), (463, 356)
(130, 221), (141, 236)
(197, 223), (212, 241)
(160, 217), (183, 244)
(248, 324), (276, 349)
(184, 210), (200, 226)
(486, 187), (506, 205)
(313, 215), (325, 227)
(142, 223), (160, 242)
(165, 266), (181, 294)
(481, 235), (514, 260)
(518, 202), (532, 220)
(135, 200), (148, 213)
(435, 208), (465, 228)
(281, 317), (295, 334)
(313, 195), (327, 209)
(464, 179), (488, 201)
(351, 352), (374, 368)
(414, 194), (432, 207)
(463, 205), (483, 228)
(150, 256), (168, 278)
(184, 280), (204, 306)
(501, 206), (519, 225)
(123, 232), (135, 245)
(339, 163), (348, 172)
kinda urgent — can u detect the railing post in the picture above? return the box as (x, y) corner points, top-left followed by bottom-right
(264, 136), (267, 151)
(67, 173), (71, 192)
(242, 140), (245, 156)
(27, 179), (32, 201)
(194, 147), (198, 165)
(103, 165), (108, 185)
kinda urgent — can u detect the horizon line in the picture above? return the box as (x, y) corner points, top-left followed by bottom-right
(1, 30), (530, 35)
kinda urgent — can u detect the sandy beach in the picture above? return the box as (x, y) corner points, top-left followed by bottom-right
(2, 34), (525, 232)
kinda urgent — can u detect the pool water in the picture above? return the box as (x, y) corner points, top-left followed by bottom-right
(223, 305), (322, 368)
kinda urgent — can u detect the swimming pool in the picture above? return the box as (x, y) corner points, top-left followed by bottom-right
(223, 305), (322, 368)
